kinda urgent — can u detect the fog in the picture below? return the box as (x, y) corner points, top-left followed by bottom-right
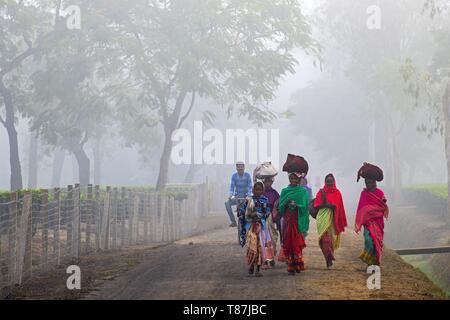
(1, 0), (449, 216)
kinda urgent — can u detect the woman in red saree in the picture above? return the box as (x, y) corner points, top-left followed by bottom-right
(313, 174), (347, 268)
(354, 178), (389, 265)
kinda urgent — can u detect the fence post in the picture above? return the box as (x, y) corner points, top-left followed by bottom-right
(8, 192), (18, 287)
(181, 197), (185, 238)
(85, 184), (93, 253)
(101, 187), (111, 250)
(41, 190), (49, 271)
(130, 193), (139, 245)
(206, 176), (211, 214)
(158, 194), (164, 242)
(144, 192), (149, 243)
(163, 195), (169, 242)
(169, 196), (175, 241)
(53, 188), (61, 265)
(66, 185), (73, 260)
(100, 187), (111, 251)
(120, 187), (126, 247)
(174, 199), (179, 240)
(111, 187), (118, 249)
(72, 184), (80, 262)
(150, 192), (156, 242)
(94, 185), (100, 251)
(16, 192), (32, 285)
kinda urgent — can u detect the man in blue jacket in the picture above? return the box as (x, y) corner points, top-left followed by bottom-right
(225, 161), (253, 227)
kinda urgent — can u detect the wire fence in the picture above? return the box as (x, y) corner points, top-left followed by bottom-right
(0, 182), (210, 298)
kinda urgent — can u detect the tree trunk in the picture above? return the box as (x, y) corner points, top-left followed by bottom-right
(51, 149), (65, 187)
(156, 124), (175, 190)
(0, 79), (23, 191)
(27, 132), (39, 189)
(72, 143), (90, 186)
(93, 139), (102, 185)
(443, 84), (450, 225)
(155, 90), (191, 190)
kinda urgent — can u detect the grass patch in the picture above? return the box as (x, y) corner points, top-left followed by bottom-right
(403, 255), (450, 297)
(405, 184), (447, 200)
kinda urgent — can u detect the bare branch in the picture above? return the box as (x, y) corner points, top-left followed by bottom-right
(0, 0), (62, 79)
(0, 47), (36, 79)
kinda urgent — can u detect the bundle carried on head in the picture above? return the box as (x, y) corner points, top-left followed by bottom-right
(253, 161), (278, 181)
(282, 154), (309, 175)
(357, 162), (383, 182)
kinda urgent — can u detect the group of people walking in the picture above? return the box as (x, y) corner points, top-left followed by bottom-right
(224, 155), (389, 277)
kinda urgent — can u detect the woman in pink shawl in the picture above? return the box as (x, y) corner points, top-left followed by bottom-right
(354, 163), (389, 266)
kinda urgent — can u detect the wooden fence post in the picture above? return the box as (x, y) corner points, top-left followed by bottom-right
(8, 192), (18, 287)
(99, 187), (111, 251)
(85, 184), (93, 253)
(94, 185), (100, 252)
(169, 196), (174, 241)
(16, 192), (32, 285)
(130, 193), (139, 245)
(72, 184), (80, 262)
(112, 187), (118, 249)
(174, 199), (179, 241)
(150, 192), (156, 242)
(105, 186), (111, 250)
(41, 190), (49, 271)
(66, 185), (73, 260)
(53, 188), (61, 265)
(144, 192), (149, 243)
(119, 187), (128, 247)
(161, 195), (166, 242)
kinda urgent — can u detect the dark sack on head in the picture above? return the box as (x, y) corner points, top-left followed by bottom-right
(282, 154), (309, 175)
(357, 162), (384, 182)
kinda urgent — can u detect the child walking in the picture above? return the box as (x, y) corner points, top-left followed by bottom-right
(239, 181), (271, 277)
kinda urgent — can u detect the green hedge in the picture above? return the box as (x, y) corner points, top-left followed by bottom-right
(404, 184), (447, 200)
(0, 185), (194, 202)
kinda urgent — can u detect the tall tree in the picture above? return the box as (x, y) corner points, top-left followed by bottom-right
(317, 0), (435, 200)
(95, 0), (320, 190)
(0, 0), (63, 190)
(28, 4), (110, 186)
(401, 1), (450, 222)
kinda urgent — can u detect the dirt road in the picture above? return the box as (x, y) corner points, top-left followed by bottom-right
(84, 219), (446, 300)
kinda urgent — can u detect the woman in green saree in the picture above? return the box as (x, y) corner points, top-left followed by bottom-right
(277, 172), (310, 275)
